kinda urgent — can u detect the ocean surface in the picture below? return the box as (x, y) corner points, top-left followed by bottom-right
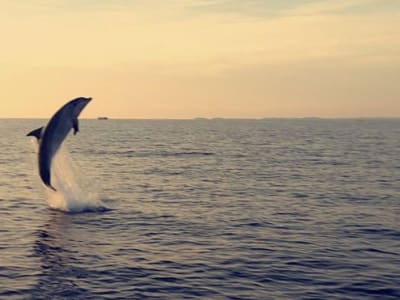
(0, 118), (399, 299)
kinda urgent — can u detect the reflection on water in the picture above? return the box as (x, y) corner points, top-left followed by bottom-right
(31, 211), (89, 298)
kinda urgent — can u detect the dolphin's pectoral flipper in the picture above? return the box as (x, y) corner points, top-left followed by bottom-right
(73, 119), (79, 135)
(27, 127), (44, 141)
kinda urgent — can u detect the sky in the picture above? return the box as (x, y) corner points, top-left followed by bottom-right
(0, 0), (399, 118)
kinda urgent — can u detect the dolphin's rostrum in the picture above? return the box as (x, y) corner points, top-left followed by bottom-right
(27, 97), (92, 191)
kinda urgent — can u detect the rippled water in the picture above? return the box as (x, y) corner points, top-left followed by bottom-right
(0, 119), (399, 299)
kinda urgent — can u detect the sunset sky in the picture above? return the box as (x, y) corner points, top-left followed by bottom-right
(1, 0), (399, 118)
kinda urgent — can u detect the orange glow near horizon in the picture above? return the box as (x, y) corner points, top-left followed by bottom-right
(0, 1), (399, 118)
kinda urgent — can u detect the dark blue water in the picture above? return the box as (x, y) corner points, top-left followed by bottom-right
(0, 119), (399, 299)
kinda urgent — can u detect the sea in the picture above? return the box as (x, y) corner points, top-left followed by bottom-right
(0, 118), (399, 300)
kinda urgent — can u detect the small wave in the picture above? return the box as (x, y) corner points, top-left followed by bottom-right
(169, 151), (214, 157)
(356, 227), (400, 238)
(137, 151), (215, 158)
(89, 149), (215, 158)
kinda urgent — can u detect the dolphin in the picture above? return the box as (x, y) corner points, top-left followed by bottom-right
(30, 97), (92, 191)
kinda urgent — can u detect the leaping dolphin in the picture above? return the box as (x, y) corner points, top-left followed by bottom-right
(27, 97), (92, 191)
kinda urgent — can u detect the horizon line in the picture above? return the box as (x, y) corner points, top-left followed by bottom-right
(1, 116), (399, 120)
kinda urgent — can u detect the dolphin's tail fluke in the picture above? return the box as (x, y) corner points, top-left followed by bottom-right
(47, 184), (57, 192)
(27, 127), (44, 141)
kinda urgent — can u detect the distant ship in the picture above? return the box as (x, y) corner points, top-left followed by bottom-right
(97, 117), (109, 120)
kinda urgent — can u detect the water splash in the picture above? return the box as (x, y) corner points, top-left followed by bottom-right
(46, 146), (109, 213)
(30, 139), (109, 213)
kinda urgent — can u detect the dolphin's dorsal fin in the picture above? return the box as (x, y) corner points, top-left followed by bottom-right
(73, 118), (79, 135)
(27, 127), (44, 141)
